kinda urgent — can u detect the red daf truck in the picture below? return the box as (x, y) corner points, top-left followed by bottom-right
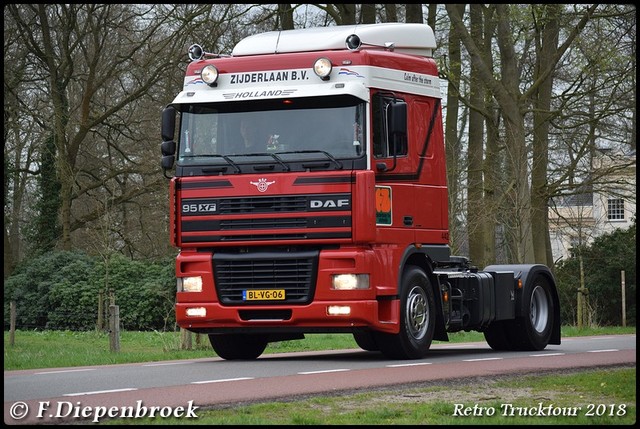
(160, 23), (561, 360)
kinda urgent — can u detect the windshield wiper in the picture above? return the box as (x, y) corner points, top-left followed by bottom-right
(229, 152), (291, 172)
(183, 154), (241, 173)
(277, 150), (343, 170)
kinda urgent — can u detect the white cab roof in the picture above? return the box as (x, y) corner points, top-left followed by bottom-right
(232, 23), (436, 58)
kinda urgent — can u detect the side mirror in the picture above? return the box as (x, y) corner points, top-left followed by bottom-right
(161, 140), (176, 156)
(162, 106), (176, 142)
(161, 155), (175, 170)
(161, 106), (177, 177)
(388, 101), (407, 136)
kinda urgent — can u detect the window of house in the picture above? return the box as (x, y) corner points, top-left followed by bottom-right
(607, 198), (625, 220)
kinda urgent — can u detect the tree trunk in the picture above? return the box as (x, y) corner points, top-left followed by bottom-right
(445, 4), (466, 255)
(361, 4), (376, 24)
(277, 4), (295, 30)
(531, 5), (561, 267)
(405, 4), (423, 23)
(467, 4), (487, 267)
(480, 6), (499, 265)
(383, 4), (397, 23)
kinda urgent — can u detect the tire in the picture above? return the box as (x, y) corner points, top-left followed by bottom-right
(508, 274), (555, 351)
(375, 265), (435, 359)
(483, 320), (512, 351)
(208, 334), (268, 360)
(353, 330), (379, 351)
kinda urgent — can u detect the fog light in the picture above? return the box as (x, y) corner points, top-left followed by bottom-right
(186, 307), (206, 317)
(327, 305), (351, 316)
(332, 274), (369, 290)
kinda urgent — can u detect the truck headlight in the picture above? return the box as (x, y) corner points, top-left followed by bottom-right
(178, 276), (203, 292)
(331, 274), (369, 290)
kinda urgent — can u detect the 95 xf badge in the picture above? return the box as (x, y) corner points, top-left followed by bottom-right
(181, 199), (218, 215)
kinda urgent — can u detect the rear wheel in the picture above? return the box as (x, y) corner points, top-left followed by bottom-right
(512, 275), (554, 350)
(485, 273), (554, 351)
(483, 320), (512, 351)
(375, 266), (435, 359)
(208, 334), (268, 360)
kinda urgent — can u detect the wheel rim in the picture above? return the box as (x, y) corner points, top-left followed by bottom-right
(406, 285), (428, 340)
(530, 285), (550, 333)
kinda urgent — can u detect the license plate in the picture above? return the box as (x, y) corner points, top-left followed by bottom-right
(243, 289), (286, 301)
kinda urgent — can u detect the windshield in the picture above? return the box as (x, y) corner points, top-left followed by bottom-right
(176, 95), (365, 174)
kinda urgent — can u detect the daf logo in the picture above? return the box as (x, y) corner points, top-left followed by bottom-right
(310, 199), (350, 208)
(250, 178), (275, 193)
(309, 196), (351, 211)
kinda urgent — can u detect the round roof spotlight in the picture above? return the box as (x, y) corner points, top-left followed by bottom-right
(313, 57), (333, 81)
(200, 65), (219, 86)
(188, 44), (204, 61)
(345, 34), (361, 51)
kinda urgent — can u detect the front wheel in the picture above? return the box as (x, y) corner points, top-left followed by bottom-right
(375, 265), (435, 359)
(208, 334), (268, 360)
(353, 330), (379, 351)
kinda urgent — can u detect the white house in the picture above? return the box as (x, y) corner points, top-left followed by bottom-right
(548, 148), (636, 262)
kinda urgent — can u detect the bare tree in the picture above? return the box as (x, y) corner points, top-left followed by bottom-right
(4, 5), (233, 262)
(446, 4), (600, 264)
(4, 13), (44, 275)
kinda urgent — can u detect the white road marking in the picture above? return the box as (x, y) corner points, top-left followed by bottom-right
(192, 377), (255, 384)
(35, 368), (96, 375)
(462, 357), (503, 362)
(298, 369), (350, 375)
(530, 352), (565, 357)
(143, 361), (195, 367)
(64, 388), (138, 396)
(386, 362), (433, 367)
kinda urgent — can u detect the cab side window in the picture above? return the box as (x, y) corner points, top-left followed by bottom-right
(372, 93), (408, 158)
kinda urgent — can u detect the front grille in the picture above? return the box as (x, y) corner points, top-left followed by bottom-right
(214, 250), (318, 305)
(219, 196), (307, 213)
(220, 218), (308, 229)
(179, 193), (353, 244)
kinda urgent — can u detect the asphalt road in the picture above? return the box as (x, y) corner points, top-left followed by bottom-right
(4, 334), (636, 425)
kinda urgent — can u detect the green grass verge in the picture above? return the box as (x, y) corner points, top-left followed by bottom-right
(3, 325), (635, 371)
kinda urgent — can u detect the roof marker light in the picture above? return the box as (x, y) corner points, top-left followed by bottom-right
(313, 57), (332, 81)
(201, 65), (219, 87)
